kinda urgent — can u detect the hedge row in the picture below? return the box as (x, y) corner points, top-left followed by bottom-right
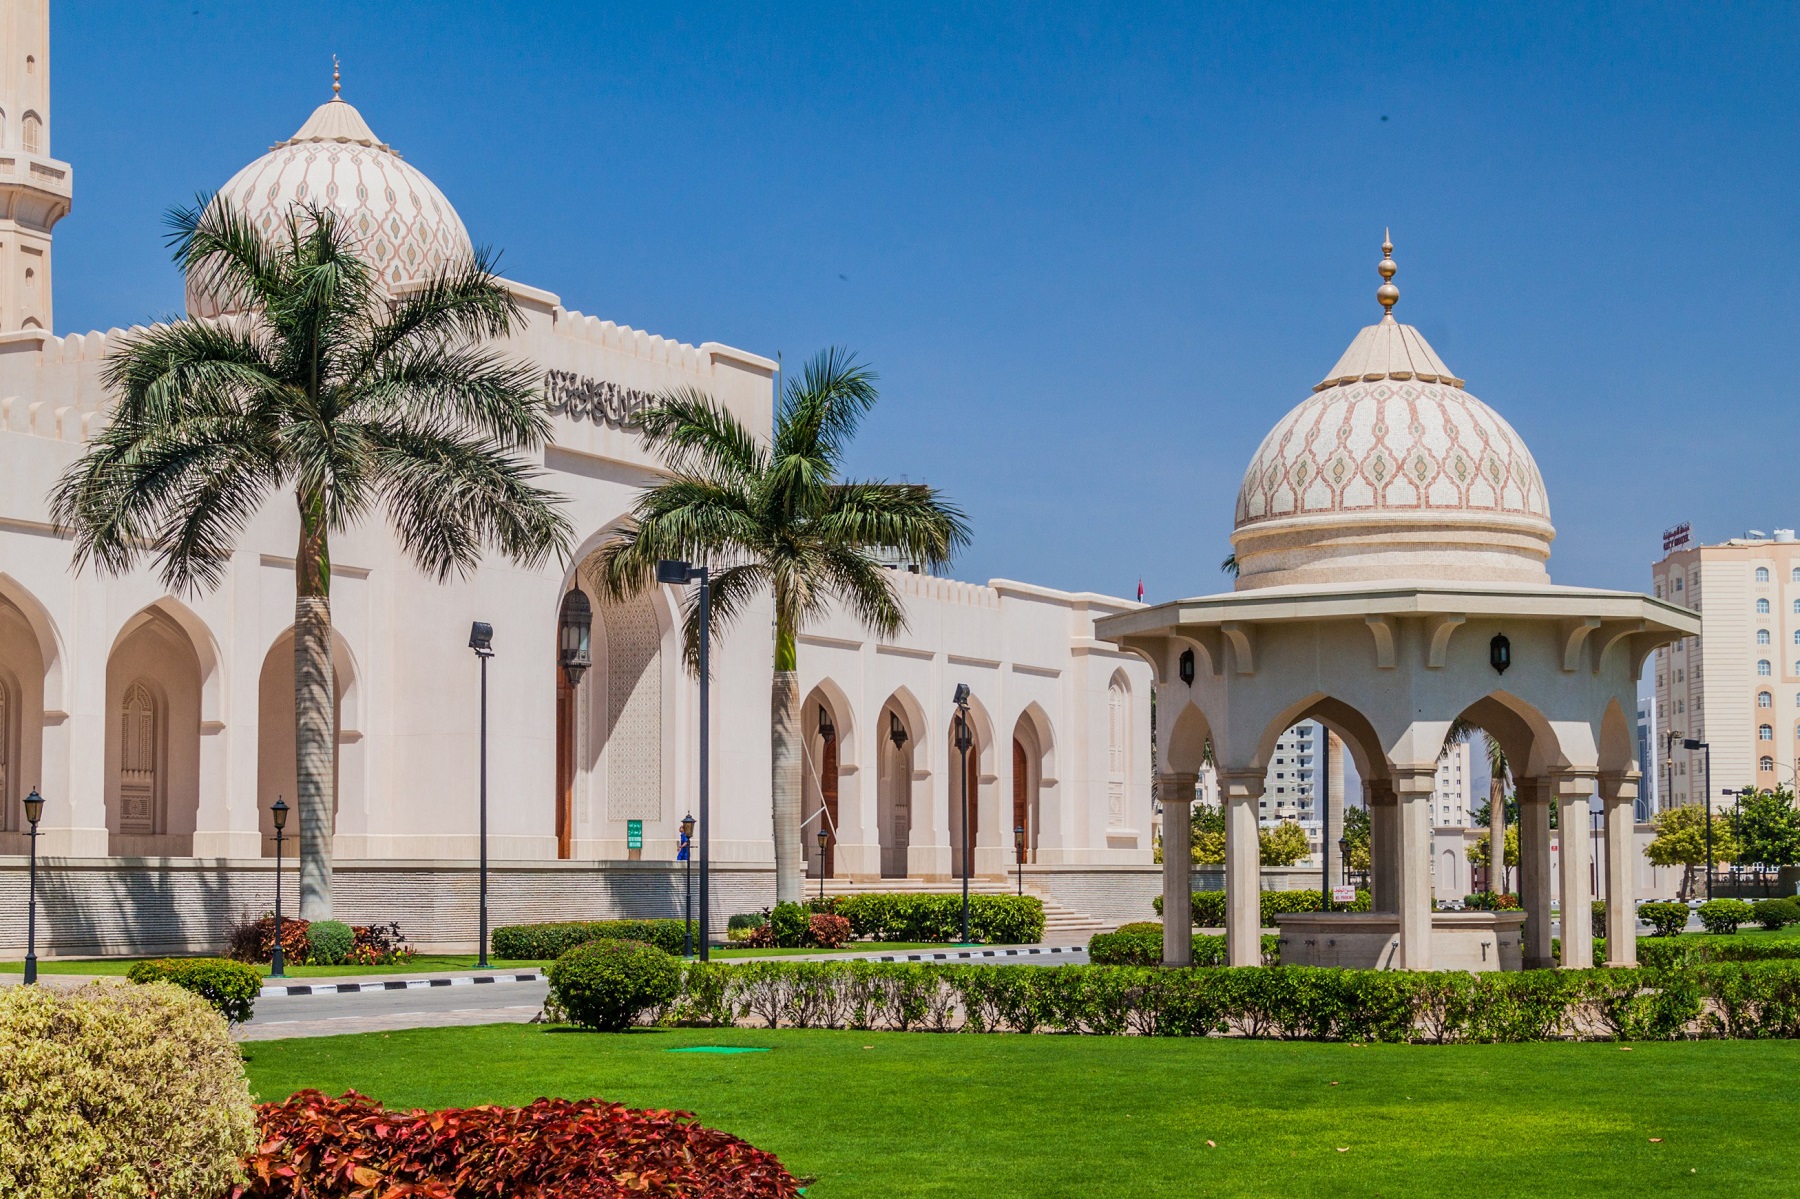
(1086, 923), (1279, 967)
(1153, 888), (1373, 928)
(490, 919), (688, 959)
(125, 957), (262, 1024)
(828, 894), (1045, 944)
(633, 958), (1800, 1041)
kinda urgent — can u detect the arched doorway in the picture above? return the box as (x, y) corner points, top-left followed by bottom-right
(106, 607), (206, 856)
(0, 591), (45, 849)
(877, 694), (919, 878)
(256, 630), (353, 855)
(1010, 705), (1055, 865)
(948, 698), (993, 879)
(801, 688), (849, 880)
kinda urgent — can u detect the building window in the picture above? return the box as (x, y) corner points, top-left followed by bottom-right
(1675, 578), (1684, 591)
(20, 111), (39, 155)
(1656, 583), (1664, 598)
(1760, 692), (1773, 708)
(1759, 660), (1773, 676)
(1761, 725), (1774, 741)
(1758, 567), (1772, 583)
(1763, 756), (1776, 772)
(1793, 567), (1800, 583)
(1759, 630), (1772, 645)
(1759, 599), (1772, 614)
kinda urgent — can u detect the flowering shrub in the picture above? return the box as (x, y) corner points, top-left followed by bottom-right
(1, 981), (255, 1199)
(228, 912), (312, 965)
(808, 913), (851, 948)
(347, 921), (414, 966)
(1463, 892), (1522, 911)
(237, 1089), (800, 1198)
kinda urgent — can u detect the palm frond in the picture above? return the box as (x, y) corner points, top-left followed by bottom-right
(637, 389), (769, 485)
(816, 481), (970, 568)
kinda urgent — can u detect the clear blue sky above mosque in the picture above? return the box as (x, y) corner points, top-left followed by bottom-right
(50, 3), (1800, 599)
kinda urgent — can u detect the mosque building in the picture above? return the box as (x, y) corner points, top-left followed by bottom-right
(0, 6), (1154, 955)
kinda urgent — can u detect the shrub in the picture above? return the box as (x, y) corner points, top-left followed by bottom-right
(807, 912), (851, 949)
(1089, 923), (1164, 965)
(491, 918), (687, 959)
(1155, 889), (1372, 928)
(1591, 900), (1607, 939)
(1638, 901), (1690, 937)
(348, 921), (413, 966)
(1463, 892), (1522, 911)
(1753, 898), (1800, 930)
(548, 940), (683, 1031)
(227, 911), (310, 965)
(306, 919), (355, 966)
(126, 957), (262, 1024)
(834, 893), (1046, 944)
(0, 981), (256, 1198)
(1697, 898), (1756, 935)
(768, 902), (811, 948)
(239, 1089), (801, 1198)
(728, 911), (768, 931)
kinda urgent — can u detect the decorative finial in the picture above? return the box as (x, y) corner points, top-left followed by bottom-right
(332, 55), (341, 99)
(1377, 229), (1399, 317)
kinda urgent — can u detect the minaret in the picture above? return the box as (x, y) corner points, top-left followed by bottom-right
(0, 0), (70, 333)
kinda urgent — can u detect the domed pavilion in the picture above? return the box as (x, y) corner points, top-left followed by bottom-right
(1097, 238), (1699, 971)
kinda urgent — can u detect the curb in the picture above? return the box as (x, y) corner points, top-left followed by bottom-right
(259, 971), (540, 998)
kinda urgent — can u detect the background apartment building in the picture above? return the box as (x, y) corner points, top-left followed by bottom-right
(1653, 527), (1800, 807)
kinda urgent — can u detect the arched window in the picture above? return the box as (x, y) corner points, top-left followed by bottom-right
(1759, 660), (1773, 676)
(20, 111), (40, 155)
(1758, 629), (1771, 645)
(1760, 724), (1774, 741)
(1793, 567), (1800, 583)
(1758, 567), (1772, 583)
(1792, 598), (1800, 614)
(1106, 677), (1128, 829)
(1763, 756), (1776, 772)
(1759, 692), (1773, 708)
(119, 680), (159, 835)
(0, 682), (8, 818)
(1758, 598), (1771, 614)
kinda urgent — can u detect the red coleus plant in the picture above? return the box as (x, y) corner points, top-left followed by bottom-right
(235, 1090), (801, 1198)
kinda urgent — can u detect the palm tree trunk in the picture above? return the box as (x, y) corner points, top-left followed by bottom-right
(294, 498), (335, 919)
(771, 611), (803, 904)
(1489, 775), (1506, 894)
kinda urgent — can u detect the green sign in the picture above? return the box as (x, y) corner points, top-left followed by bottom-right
(627, 819), (643, 850)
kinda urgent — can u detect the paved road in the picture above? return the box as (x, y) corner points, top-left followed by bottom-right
(239, 978), (550, 1041)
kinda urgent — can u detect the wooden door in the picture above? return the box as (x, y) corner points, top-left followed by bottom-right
(822, 732), (839, 877)
(555, 670), (573, 859)
(1013, 738), (1029, 864)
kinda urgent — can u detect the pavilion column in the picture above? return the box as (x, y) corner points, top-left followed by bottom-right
(1158, 772), (1197, 967)
(1367, 778), (1398, 911)
(1393, 766), (1437, 971)
(1554, 771), (1598, 970)
(1600, 772), (1640, 966)
(1221, 771), (1264, 967)
(1517, 776), (1554, 968)
(1325, 732), (1346, 891)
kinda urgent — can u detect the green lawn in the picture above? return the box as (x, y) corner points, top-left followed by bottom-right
(0, 955), (547, 977)
(241, 1023), (1798, 1197)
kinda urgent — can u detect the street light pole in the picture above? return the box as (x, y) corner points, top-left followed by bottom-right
(817, 827), (829, 901)
(22, 787), (44, 985)
(270, 797), (289, 978)
(658, 560), (712, 960)
(1014, 825), (1025, 897)
(1684, 738), (1711, 901)
(680, 813), (695, 957)
(469, 622), (494, 968)
(953, 683), (973, 944)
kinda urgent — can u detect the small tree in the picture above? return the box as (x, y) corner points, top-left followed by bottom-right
(1645, 804), (1741, 901)
(1341, 805), (1371, 873)
(1468, 826), (1519, 878)
(1735, 787), (1800, 872)
(1189, 803), (1225, 864)
(1259, 820), (1311, 867)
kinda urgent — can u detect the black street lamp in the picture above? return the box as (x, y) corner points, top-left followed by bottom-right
(1014, 824), (1025, 897)
(680, 812), (696, 957)
(658, 559), (712, 960)
(1338, 835), (1351, 894)
(953, 683), (973, 944)
(469, 621), (494, 968)
(22, 787), (44, 985)
(1684, 738), (1712, 901)
(817, 826), (830, 901)
(270, 797), (289, 978)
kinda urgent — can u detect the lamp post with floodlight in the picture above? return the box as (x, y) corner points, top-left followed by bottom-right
(657, 560), (711, 959)
(1684, 738), (1712, 900)
(679, 813), (695, 956)
(1014, 825), (1025, 896)
(469, 621), (494, 968)
(953, 683), (973, 944)
(22, 787), (44, 985)
(270, 797), (290, 978)
(817, 826), (829, 901)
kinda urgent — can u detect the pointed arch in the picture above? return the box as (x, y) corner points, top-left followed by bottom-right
(948, 691), (997, 879)
(1011, 701), (1058, 864)
(256, 626), (360, 853)
(877, 686), (928, 877)
(106, 602), (213, 854)
(1162, 701), (1213, 775)
(802, 678), (855, 878)
(0, 576), (57, 842)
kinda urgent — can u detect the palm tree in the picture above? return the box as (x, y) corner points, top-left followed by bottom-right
(596, 349), (970, 902)
(52, 201), (571, 919)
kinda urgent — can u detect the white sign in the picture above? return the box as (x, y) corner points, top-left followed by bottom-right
(1332, 885), (1356, 904)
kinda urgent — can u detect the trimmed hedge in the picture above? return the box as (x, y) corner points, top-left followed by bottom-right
(831, 893), (1045, 944)
(1154, 888), (1373, 927)
(649, 957), (1800, 1041)
(1638, 902), (1689, 937)
(1753, 898), (1800, 930)
(1087, 924), (1281, 967)
(1637, 933), (1800, 969)
(306, 919), (355, 966)
(126, 957), (262, 1024)
(1697, 899), (1755, 935)
(491, 919), (687, 959)
(547, 940), (683, 1031)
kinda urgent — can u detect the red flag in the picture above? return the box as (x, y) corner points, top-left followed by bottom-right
(1137, 578), (1144, 602)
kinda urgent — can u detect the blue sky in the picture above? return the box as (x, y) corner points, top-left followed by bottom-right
(50, 3), (1800, 599)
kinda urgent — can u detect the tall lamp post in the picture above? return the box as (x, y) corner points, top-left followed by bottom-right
(679, 813), (695, 957)
(22, 787), (44, 985)
(1683, 738), (1712, 900)
(1338, 835), (1351, 894)
(953, 683), (973, 944)
(657, 560), (711, 960)
(270, 797), (290, 978)
(816, 827), (830, 901)
(469, 621), (494, 968)
(1013, 825), (1025, 896)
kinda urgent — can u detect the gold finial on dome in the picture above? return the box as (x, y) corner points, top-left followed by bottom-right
(1377, 229), (1399, 317)
(332, 55), (341, 99)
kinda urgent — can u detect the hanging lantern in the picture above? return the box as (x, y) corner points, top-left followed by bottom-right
(1489, 632), (1511, 675)
(558, 588), (593, 687)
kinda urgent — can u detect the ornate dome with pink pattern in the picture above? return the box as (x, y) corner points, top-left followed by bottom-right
(1229, 238), (1555, 590)
(188, 84), (472, 318)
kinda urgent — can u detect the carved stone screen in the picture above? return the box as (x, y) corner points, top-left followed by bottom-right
(120, 680), (158, 835)
(604, 596), (662, 823)
(1107, 679), (1127, 828)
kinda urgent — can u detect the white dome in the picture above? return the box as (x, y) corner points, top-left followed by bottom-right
(1230, 256), (1555, 590)
(188, 95), (473, 317)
